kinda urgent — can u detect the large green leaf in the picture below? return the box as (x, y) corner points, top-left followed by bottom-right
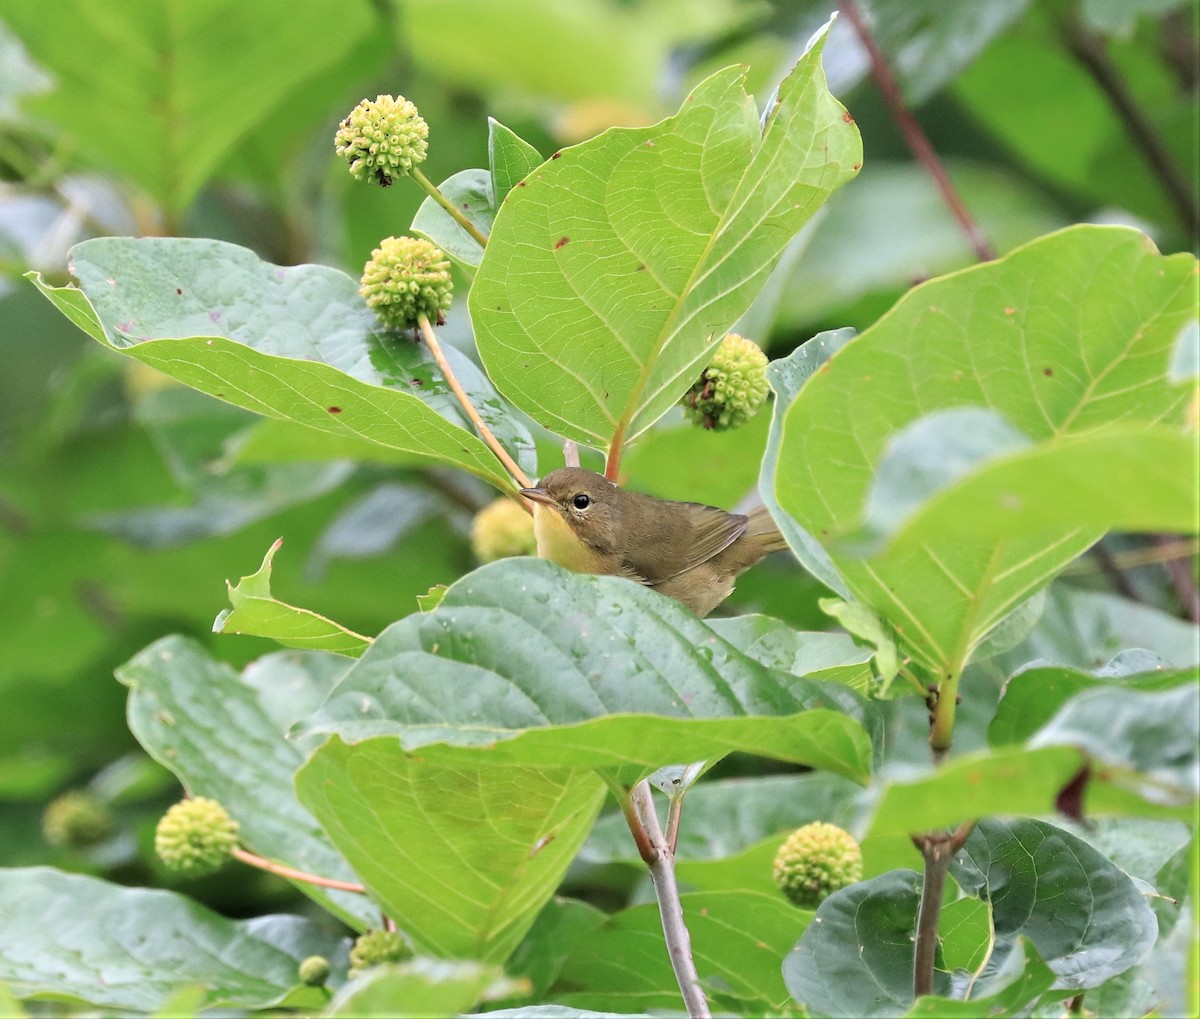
(303, 558), (879, 783)
(1029, 684), (1199, 810)
(903, 939), (1057, 1018)
(118, 636), (374, 928)
(0, 0), (375, 216)
(952, 818), (1159, 991)
(295, 735), (605, 963)
(470, 28), (861, 449)
(549, 890), (802, 1013)
(773, 225), (1197, 674)
(29, 236), (534, 490)
(326, 960), (524, 1017)
(707, 615), (874, 689)
(213, 540), (373, 656)
(783, 870), (946, 1016)
(0, 867), (345, 1012)
(988, 658), (1194, 746)
(864, 745), (1084, 839)
(856, 411), (1198, 547)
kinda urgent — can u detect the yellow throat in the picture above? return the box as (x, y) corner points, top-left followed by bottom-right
(531, 503), (605, 573)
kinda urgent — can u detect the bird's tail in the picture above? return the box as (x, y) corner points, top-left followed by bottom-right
(746, 505), (789, 553)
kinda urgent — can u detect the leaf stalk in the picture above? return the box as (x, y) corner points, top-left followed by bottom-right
(411, 166), (490, 249)
(417, 314), (533, 492)
(231, 847), (366, 893)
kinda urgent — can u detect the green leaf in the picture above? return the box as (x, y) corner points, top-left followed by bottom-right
(304, 558), (879, 783)
(760, 330), (855, 597)
(865, 745), (1084, 839)
(550, 890), (803, 1012)
(326, 959), (525, 1017)
(0, 867), (345, 1011)
(953, 819), (1159, 992)
(988, 659), (1194, 746)
(937, 896), (991, 973)
(470, 32), (861, 450)
(29, 236), (535, 490)
(489, 118), (545, 203)
(991, 584), (1200, 673)
(118, 636), (375, 928)
(857, 417), (1200, 548)
(819, 597), (900, 693)
(707, 615), (875, 689)
(904, 938), (1057, 1017)
(295, 735), (605, 963)
(0, 0), (375, 216)
(1029, 683), (1199, 809)
(774, 225), (1197, 674)
(411, 168), (492, 270)
(783, 870), (947, 1016)
(213, 539), (372, 656)
(505, 898), (608, 1001)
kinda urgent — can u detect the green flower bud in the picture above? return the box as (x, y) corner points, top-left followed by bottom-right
(471, 498), (537, 563)
(360, 236), (453, 329)
(42, 790), (115, 849)
(773, 821), (863, 909)
(298, 955), (332, 987)
(335, 94), (429, 186)
(348, 929), (413, 977)
(682, 332), (770, 431)
(154, 797), (239, 878)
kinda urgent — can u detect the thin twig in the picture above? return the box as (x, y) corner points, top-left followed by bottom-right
(1058, 11), (1199, 237)
(1158, 534), (1200, 623)
(839, 0), (995, 262)
(231, 848), (367, 893)
(411, 166), (490, 249)
(1090, 542), (1140, 601)
(627, 781), (711, 1018)
(417, 314), (533, 490)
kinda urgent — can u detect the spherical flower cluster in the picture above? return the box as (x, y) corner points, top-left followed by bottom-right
(772, 821), (863, 909)
(348, 929), (413, 977)
(154, 797), (239, 878)
(471, 498), (537, 563)
(682, 333), (770, 431)
(335, 94), (428, 186)
(298, 955), (332, 987)
(360, 236), (453, 330)
(42, 790), (115, 849)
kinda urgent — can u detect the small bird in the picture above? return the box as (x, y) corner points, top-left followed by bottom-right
(520, 467), (788, 617)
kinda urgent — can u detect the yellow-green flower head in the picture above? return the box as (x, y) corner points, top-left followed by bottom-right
(471, 498), (537, 563)
(773, 821), (863, 909)
(298, 955), (332, 987)
(348, 929), (413, 977)
(682, 333), (770, 431)
(154, 797), (239, 878)
(43, 790), (115, 849)
(335, 94), (429, 186)
(360, 235), (453, 330)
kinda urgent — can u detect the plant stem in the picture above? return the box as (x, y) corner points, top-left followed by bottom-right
(417, 314), (533, 490)
(411, 166), (490, 249)
(839, 0), (995, 262)
(625, 780), (711, 1018)
(1057, 11), (1199, 237)
(562, 438), (580, 468)
(604, 435), (625, 482)
(231, 847), (366, 892)
(927, 667), (962, 765)
(911, 822), (974, 998)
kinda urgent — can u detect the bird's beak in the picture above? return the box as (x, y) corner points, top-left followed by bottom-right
(520, 486), (555, 508)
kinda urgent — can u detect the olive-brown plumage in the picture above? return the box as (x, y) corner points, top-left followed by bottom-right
(520, 467), (787, 617)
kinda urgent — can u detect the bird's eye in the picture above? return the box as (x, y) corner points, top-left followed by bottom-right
(572, 493), (592, 510)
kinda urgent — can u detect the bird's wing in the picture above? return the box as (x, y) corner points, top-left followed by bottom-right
(656, 504), (748, 581)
